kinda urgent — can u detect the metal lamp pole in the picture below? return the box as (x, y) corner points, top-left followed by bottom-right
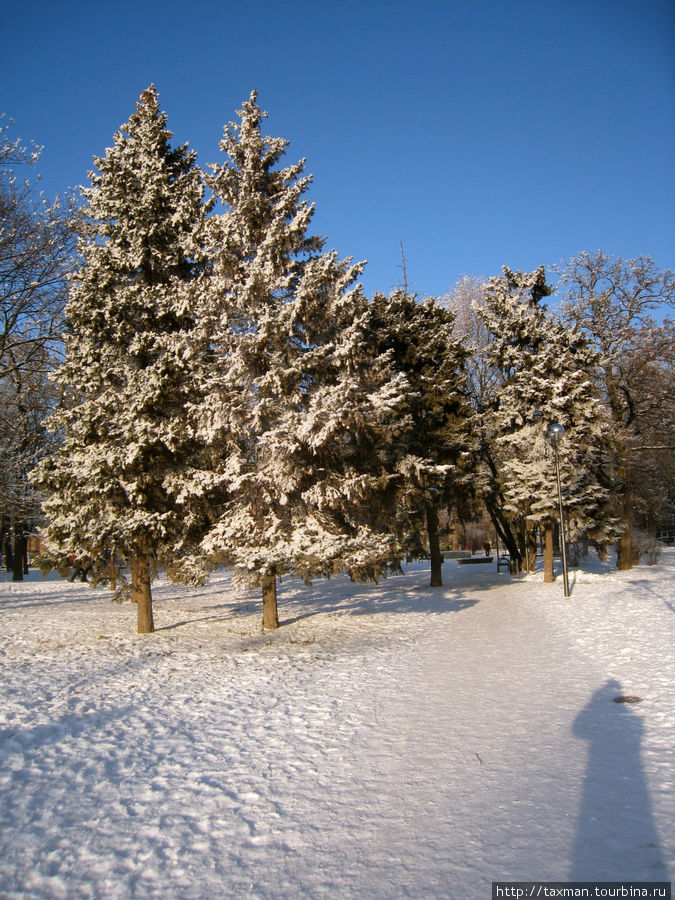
(549, 423), (570, 597)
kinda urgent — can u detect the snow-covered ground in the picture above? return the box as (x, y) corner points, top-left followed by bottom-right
(1, 550), (673, 899)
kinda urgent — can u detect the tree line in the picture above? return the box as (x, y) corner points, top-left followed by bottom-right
(1, 88), (672, 632)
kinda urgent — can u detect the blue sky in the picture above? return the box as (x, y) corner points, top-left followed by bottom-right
(2, 0), (673, 299)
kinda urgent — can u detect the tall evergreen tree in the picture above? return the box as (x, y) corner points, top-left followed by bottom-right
(442, 276), (519, 567)
(480, 267), (617, 580)
(366, 290), (474, 586)
(195, 93), (411, 627)
(34, 87), (207, 632)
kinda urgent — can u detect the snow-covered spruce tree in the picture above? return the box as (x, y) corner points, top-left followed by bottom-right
(33, 87), (209, 633)
(441, 276), (521, 566)
(366, 290), (474, 586)
(195, 92), (411, 628)
(480, 267), (617, 581)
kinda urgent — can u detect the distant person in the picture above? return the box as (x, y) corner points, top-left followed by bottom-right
(69, 560), (90, 582)
(484, 541), (491, 556)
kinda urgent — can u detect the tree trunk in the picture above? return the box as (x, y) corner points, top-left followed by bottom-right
(526, 527), (537, 573)
(616, 458), (632, 570)
(451, 520), (461, 552)
(646, 513), (655, 539)
(12, 531), (26, 582)
(109, 552), (118, 591)
(2, 533), (11, 572)
(517, 527), (527, 571)
(426, 503), (443, 587)
(131, 555), (154, 634)
(617, 526), (632, 570)
(617, 484), (632, 570)
(485, 499), (522, 573)
(262, 576), (279, 629)
(543, 520), (554, 583)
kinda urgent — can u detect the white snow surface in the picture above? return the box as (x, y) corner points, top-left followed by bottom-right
(1, 551), (673, 899)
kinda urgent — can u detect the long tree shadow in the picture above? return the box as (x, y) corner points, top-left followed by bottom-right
(571, 679), (668, 881)
(275, 560), (504, 625)
(2, 560), (502, 626)
(627, 578), (675, 615)
(0, 588), (102, 611)
(0, 705), (134, 762)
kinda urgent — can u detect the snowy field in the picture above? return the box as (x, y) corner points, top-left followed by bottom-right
(1, 550), (673, 899)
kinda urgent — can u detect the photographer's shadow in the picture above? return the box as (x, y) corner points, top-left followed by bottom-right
(571, 679), (668, 881)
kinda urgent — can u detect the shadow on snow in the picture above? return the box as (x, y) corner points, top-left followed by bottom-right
(2, 559), (512, 627)
(571, 679), (667, 881)
(275, 559), (511, 625)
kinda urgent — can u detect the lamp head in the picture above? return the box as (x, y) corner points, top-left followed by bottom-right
(549, 422), (565, 442)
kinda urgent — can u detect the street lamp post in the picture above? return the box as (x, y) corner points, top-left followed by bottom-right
(549, 423), (570, 597)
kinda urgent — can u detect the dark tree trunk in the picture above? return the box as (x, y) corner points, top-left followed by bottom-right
(616, 457), (632, 570)
(526, 527), (537, 573)
(1, 532), (11, 572)
(485, 499), (522, 573)
(131, 555), (154, 634)
(617, 481), (632, 570)
(517, 526), (527, 570)
(426, 503), (443, 587)
(262, 576), (279, 629)
(109, 552), (118, 591)
(543, 520), (554, 583)
(453, 518), (467, 552)
(451, 520), (462, 551)
(12, 531), (26, 582)
(617, 526), (632, 570)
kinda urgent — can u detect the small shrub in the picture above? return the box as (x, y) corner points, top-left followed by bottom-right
(631, 530), (664, 565)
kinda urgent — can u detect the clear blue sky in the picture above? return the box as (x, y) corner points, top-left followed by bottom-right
(2, 0), (673, 299)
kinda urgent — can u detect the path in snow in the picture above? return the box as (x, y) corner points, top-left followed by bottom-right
(0, 554), (673, 898)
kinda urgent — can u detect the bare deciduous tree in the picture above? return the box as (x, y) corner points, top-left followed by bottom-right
(558, 251), (674, 568)
(0, 118), (75, 579)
